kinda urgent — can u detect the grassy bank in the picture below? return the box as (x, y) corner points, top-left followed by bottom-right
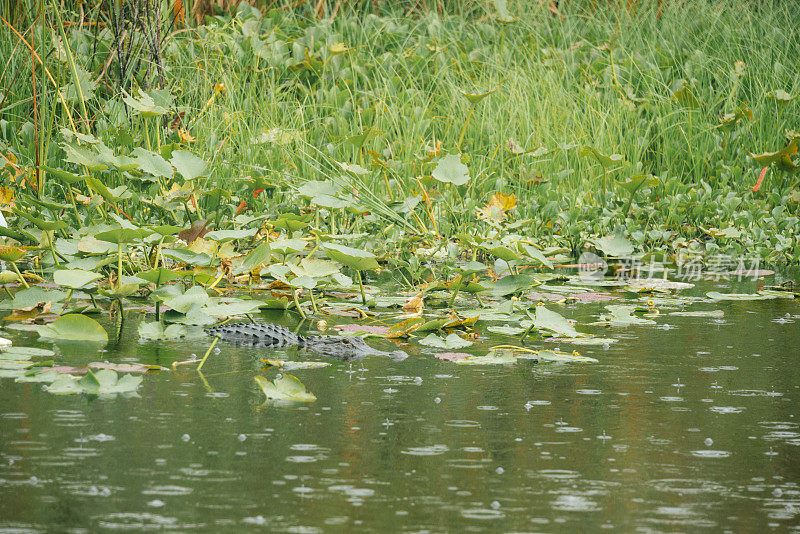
(0, 0), (799, 290)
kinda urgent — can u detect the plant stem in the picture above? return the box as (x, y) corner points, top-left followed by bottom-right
(457, 103), (476, 150)
(356, 270), (367, 305)
(10, 262), (29, 289)
(197, 336), (219, 371)
(292, 287), (306, 319)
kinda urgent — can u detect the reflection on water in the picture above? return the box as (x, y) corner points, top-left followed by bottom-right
(1, 277), (799, 532)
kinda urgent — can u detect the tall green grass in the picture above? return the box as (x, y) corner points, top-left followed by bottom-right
(1, 0), (799, 261)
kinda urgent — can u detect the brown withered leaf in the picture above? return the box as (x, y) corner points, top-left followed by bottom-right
(402, 293), (425, 313)
(4, 302), (52, 322)
(178, 219), (209, 244)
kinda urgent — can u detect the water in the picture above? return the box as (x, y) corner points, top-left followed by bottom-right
(1, 278), (799, 531)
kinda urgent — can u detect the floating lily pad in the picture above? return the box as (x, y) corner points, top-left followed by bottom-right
(536, 350), (598, 364)
(138, 322), (188, 340)
(455, 352), (517, 365)
(1, 346), (56, 358)
(261, 360), (331, 370)
(418, 333), (473, 349)
(625, 278), (694, 292)
(202, 300), (264, 317)
(386, 317), (425, 338)
(668, 310), (725, 318)
(38, 314), (108, 343)
(490, 274), (539, 296)
(254, 374), (316, 402)
(545, 337), (618, 345)
(532, 306), (579, 337)
(434, 352), (473, 361)
(602, 305), (656, 326)
(487, 324), (526, 335)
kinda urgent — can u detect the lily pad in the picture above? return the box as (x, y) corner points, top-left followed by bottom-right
(591, 234), (634, 257)
(532, 306), (579, 337)
(53, 269), (103, 289)
(38, 314), (108, 343)
(254, 374), (316, 402)
(261, 360), (331, 370)
(455, 352), (517, 365)
(323, 243), (379, 271)
(536, 350), (599, 364)
(0, 346), (56, 358)
(418, 333), (473, 349)
(668, 310), (725, 318)
(487, 324), (526, 335)
(490, 274), (539, 296)
(138, 322), (188, 340)
(386, 317), (426, 338)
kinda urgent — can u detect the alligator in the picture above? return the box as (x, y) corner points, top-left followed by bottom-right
(205, 322), (408, 362)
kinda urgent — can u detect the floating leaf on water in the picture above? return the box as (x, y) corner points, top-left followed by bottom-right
(15, 368), (61, 383)
(668, 310), (725, 317)
(545, 337), (618, 346)
(602, 305), (656, 326)
(0, 287), (67, 310)
(89, 362), (168, 373)
(706, 291), (770, 301)
(536, 350), (598, 364)
(386, 317), (425, 338)
(625, 278), (694, 292)
(254, 374), (316, 402)
(487, 324), (526, 335)
(432, 154), (471, 186)
(333, 324), (390, 335)
(455, 352), (517, 365)
(434, 352), (473, 361)
(533, 306), (579, 337)
(418, 333), (473, 349)
(490, 274), (539, 296)
(202, 299), (265, 317)
(727, 269), (775, 277)
(38, 314), (108, 343)
(45, 374), (83, 394)
(261, 359), (331, 370)
(0, 346), (55, 358)
(138, 321), (188, 340)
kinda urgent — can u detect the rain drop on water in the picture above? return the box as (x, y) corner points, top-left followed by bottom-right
(181, 434), (190, 442)
(238, 434), (247, 442)
(704, 437), (714, 447)
(496, 467), (504, 474)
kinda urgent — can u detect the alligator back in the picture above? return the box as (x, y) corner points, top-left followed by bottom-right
(204, 322), (302, 348)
